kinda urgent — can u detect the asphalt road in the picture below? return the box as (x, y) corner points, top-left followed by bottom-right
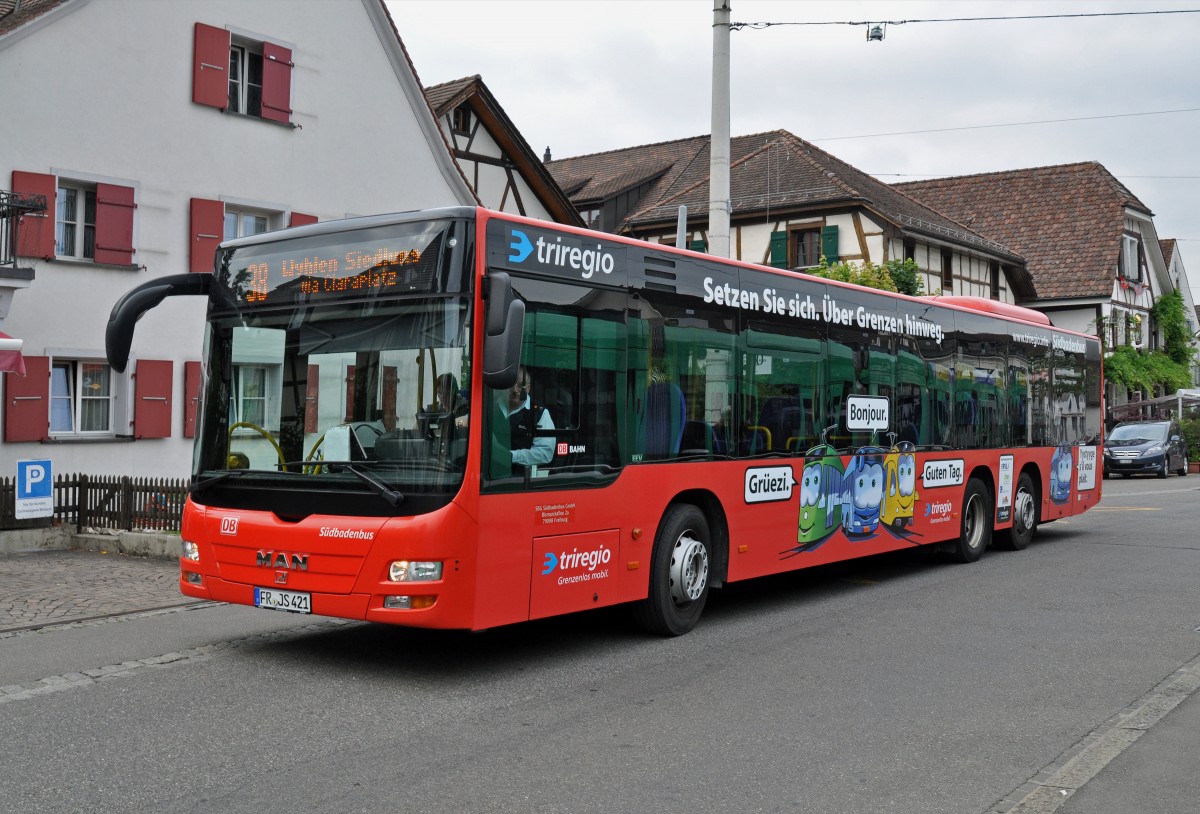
(1, 474), (1199, 814)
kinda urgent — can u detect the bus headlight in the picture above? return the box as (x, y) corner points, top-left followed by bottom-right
(182, 540), (200, 562)
(389, 560), (443, 582)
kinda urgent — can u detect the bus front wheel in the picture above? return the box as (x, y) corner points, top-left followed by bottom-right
(633, 504), (712, 636)
(949, 478), (991, 563)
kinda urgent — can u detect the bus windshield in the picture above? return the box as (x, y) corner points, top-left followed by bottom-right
(191, 216), (473, 514)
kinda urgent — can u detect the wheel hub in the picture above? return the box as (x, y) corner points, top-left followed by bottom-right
(669, 533), (709, 606)
(1014, 489), (1035, 531)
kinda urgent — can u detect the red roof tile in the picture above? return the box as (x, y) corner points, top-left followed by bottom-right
(895, 163), (1150, 300)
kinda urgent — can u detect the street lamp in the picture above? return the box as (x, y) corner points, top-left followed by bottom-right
(867, 23), (886, 41)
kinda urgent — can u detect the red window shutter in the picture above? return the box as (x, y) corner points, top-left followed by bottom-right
(261, 42), (293, 124)
(11, 171), (56, 259)
(183, 360), (202, 438)
(189, 197), (224, 273)
(304, 364), (319, 433)
(193, 23), (230, 109)
(343, 367), (356, 422)
(289, 212), (317, 227)
(94, 183), (136, 265)
(134, 359), (173, 439)
(4, 355), (50, 442)
(382, 366), (397, 429)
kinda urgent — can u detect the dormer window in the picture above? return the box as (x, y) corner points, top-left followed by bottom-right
(451, 105), (472, 135)
(1120, 234), (1141, 282)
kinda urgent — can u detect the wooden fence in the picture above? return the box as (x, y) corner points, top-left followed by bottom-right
(0, 474), (187, 533)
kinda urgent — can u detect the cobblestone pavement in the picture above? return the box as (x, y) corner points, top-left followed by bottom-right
(0, 550), (199, 633)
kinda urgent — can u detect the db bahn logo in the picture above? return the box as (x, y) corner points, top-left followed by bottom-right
(220, 516), (239, 536)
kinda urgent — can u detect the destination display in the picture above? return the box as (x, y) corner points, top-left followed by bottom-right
(220, 224), (447, 305)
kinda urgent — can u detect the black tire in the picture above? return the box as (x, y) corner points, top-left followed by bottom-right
(1158, 464), (1168, 479)
(949, 477), (992, 563)
(1177, 457), (1188, 477)
(996, 472), (1037, 551)
(633, 504), (712, 636)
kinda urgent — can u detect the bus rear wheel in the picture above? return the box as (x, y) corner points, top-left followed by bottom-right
(949, 478), (991, 563)
(996, 472), (1037, 551)
(633, 504), (712, 636)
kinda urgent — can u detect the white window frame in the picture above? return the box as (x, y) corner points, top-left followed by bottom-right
(1121, 234), (1141, 282)
(49, 359), (114, 436)
(55, 182), (96, 260)
(235, 364), (270, 427)
(224, 208), (271, 241)
(228, 40), (264, 117)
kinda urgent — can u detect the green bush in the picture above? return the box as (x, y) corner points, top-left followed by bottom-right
(1181, 416), (1200, 462)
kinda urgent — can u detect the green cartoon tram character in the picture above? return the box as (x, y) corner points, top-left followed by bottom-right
(881, 440), (919, 531)
(796, 426), (846, 551)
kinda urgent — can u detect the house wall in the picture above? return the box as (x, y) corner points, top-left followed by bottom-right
(0, 0), (472, 478)
(647, 209), (1015, 305)
(439, 112), (552, 220)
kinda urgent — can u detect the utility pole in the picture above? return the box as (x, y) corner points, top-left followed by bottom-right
(709, 0), (731, 258)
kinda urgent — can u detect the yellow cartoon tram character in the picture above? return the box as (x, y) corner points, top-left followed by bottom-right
(880, 440), (918, 531)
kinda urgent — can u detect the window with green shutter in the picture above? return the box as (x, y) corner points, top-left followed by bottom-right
(769, 231), (788, 268)
(821, 225), (838, 263)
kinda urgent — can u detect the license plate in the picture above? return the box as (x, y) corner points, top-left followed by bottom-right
(253, 587), (312, 614)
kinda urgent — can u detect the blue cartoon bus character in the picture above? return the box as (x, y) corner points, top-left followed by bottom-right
(796, 440), (846, 550)
(1049, 445), (1073, 504)
(881, 440), (918, 531)
(843, 445), (887, 536)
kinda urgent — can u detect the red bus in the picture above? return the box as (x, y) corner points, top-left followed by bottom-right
(107, 207), (1103, 635)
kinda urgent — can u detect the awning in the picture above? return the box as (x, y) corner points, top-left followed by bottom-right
(0, 330), (26, 376)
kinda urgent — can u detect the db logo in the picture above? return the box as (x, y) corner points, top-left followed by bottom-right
(557, 442), (569, 456)
(220, 516), (239, 536)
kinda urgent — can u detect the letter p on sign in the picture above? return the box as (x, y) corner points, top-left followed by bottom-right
(17, 459), (52, 499)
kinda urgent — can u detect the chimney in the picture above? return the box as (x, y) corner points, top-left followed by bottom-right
(543, 146), (552, 163)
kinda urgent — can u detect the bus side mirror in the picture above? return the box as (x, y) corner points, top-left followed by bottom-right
(106, 273), (211, 373)
(482, 271), (523, 389)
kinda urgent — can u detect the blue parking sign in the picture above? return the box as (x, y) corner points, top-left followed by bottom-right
(16, 458), (53, 519)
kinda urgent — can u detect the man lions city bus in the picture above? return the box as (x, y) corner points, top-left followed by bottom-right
(107, 207), (1102, 635)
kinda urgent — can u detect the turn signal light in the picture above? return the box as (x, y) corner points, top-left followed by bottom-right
(383, 595), (437, 610)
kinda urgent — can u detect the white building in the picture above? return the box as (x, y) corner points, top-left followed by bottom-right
(0, 0), (476, 477)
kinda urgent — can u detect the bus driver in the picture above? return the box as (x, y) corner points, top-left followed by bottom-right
(505, 366), (555, 473)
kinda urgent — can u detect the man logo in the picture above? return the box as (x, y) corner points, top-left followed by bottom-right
(256, 550), (309, 571)
(220, 516), (238, 536)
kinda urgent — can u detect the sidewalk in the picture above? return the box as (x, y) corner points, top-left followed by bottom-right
(0, 549), (198, 633)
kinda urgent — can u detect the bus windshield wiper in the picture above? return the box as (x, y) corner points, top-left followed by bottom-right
(192, 470), (241, 495)
(278, 460), (405, 506)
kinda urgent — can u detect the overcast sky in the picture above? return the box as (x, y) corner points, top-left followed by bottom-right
(391, 0), (1200, 290)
